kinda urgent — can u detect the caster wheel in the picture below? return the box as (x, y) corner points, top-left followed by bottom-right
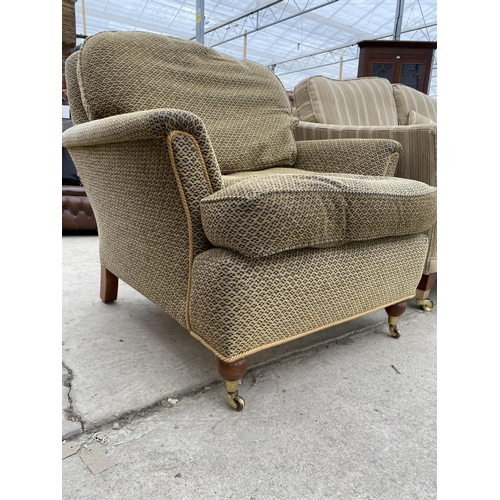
(389, 325), (401, 339)
(231, 395), (245, 412)
(226, 391), (245, 411)
(418, 299), (434, 312)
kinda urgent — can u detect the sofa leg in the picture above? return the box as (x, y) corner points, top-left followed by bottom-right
(100, 266), (118, 303)
(216, 357), (248, 411)
(385, 301), (407, 339)
(416, 272), (437, 311)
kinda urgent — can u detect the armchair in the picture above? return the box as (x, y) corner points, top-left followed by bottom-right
(62, 32), (437, 411)
(294, 76), (437, 310)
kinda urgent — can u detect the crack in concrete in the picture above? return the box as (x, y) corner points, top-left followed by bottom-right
(62, 362), (85, 433)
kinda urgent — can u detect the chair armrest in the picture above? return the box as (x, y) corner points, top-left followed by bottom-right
(61, 108), (225, 326)
(62, 108), (223, 190)
(294, 121), (437, 186)
(294, 139), (402, 177)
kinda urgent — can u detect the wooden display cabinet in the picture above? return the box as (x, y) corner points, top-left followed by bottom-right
(357, 40), (437, 94)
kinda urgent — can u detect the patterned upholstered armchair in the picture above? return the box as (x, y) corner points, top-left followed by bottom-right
(294, 76), (437, 310)
(62, 32), (436, 411)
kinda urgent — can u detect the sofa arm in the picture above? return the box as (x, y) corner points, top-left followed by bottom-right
(294, 121), (437, 187)
(294, 138), (402, 177)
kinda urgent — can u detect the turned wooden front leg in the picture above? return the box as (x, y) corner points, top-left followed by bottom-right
(217, 357), (248, 411)
(217, 358), (248, 381)
(385, 300), (407, 338)
(100, 266), (118, 303)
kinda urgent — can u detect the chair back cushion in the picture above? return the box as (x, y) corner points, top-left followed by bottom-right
(392, 83), (437, 125)
(65, 52), (89, 125)
(294, 76), (398, 126)
(74, 31), (298, 174)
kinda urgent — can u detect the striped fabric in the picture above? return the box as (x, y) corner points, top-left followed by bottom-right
(293, 123), (436, 183)
(294, 76), (398, 126)
(408, 110), (436, 125)
(393, 84), (437, 125)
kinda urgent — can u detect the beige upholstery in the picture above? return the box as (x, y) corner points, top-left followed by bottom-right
(202, 173), (436, 258)
(392, 83), (437, 125)
(71, 31), (297, 174)
(294, 76), (437, 276)
(63, 32), (436, 368)
(294, 76), (398, 126)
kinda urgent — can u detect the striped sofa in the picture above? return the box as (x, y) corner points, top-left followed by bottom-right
(294, 76), (437, 310)
(62, 32), (436, 411)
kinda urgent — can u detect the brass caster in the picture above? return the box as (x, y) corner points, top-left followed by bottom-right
(227, 392), (245, 412)
(416, 298), (434, 312)
(224, 380), (245, 411)
(389, 324), (401, 339)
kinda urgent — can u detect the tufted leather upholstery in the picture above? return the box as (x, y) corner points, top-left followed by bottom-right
(62, 185), (97, 231)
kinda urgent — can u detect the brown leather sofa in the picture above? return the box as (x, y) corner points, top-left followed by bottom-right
(62, 185), (97, 231)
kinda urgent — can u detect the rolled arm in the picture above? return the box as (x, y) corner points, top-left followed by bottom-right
(294, 138), (402, 177)
(61, 108), (224, 327)
(62, 108), (223, 190)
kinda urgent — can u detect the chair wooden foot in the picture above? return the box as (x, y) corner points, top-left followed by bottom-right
(100, 266), (118, 302)
(217, 357), (248, 411)
(416, 272), (436, 311)
(385, 301), (407, 338)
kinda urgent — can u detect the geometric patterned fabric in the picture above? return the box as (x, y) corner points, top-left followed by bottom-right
(63, 32), (436, 362)
(189, 233), (429, 361)
(201, 173), (437, 257)
(74, 31), (298, 174)
(64, 52), (88, 125)
(222, 138), (403, 180)
(293, 76), (437, 275)
(62, 108), (225, 328)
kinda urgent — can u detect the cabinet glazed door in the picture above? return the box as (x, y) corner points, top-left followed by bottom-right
(398, 62), (427, 91)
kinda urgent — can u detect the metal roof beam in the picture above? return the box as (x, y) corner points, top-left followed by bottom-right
(201, 0), (339, 48)
(76, 6), (188, 38)
(393, 0), (405, 40)
(201, 1), (283, 35)
(271, 22), (436, 76)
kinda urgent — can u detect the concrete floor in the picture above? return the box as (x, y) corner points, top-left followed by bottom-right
(62, 234), (437, 499)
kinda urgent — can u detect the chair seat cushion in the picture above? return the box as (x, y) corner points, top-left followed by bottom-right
(200, 172), (436, 257)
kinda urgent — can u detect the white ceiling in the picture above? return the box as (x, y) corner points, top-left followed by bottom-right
(74, 0), (437, 96)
